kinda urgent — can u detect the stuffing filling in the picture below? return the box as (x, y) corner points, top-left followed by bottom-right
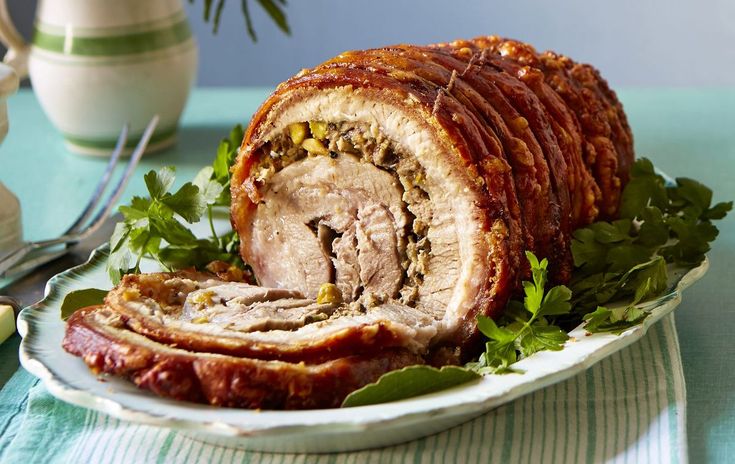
(254, 120), (434, 309)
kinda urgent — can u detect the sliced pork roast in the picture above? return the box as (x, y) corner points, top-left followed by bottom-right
(64, 306), (422, 409)
(64, 36), (633, 409)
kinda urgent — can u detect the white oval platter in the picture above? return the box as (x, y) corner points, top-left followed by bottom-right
(17, 218), (708, 453)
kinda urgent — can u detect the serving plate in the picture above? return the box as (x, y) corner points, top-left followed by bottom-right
(17, 214), (708, 453)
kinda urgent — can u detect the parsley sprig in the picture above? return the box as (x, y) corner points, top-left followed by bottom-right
(468, 252), (572, 374)
(107, 126), (245, 283)
(568, 158), (731, 331)
(473, 157), (731, 373)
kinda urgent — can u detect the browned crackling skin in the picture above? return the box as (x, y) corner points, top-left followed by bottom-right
(430, 42), (575, 281)
(347, 47), (527, 270)
(569, 62), (634, 183)
(281, 44), (562, 286)
(63, 306), (423, 409)
(320, 46), (524, 280)
(456, 40), (598, 230)
(467, 36), (631, 219)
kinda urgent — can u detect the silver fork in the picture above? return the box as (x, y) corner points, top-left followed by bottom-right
(0, 116), (159, 278)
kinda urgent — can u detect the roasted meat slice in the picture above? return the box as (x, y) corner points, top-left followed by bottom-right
(246, 153), (409, 301)
(105, 271), (439, 363)
(64, 306), (423, 409)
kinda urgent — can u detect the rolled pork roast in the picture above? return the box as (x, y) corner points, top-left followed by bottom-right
(64, 36), (633, 409)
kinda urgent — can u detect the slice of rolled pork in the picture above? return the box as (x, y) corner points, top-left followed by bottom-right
(104, 271), (439, 363)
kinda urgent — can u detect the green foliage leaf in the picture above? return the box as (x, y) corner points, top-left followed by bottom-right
(703, 201), (733, 220)
(193, 167), (225, 205)
(472, 252), (571, 374)
(583, 303), (649, 335)
(210, 125), (244, 206)
(591, 219), (633, 243)
(256, 0), (291, 35)
(158, 240), (242, 270)
(162, 182), (207, 223)
(341, 365), (480, 408)
(228, 124), (245, 148)
(569, 157), (729, 320)
(212, 140), (233, 182)
(108, 242), (132, 284)
(195, 0), (290, 41)
(109, 222), (130, 253)
(240, 0), (258, 41)
(144, 167), (175, 200)
(571, 228), (607, 271)
(522, 250), (548, 316)
(538, 285), (572, 317)
(670, 177), (712, 213)
(636, 207), (668, 247)
(606, 243), (653, 273)
(60, 288), (109, 320)
(518, 320), (569, 357)
(477, 315), (515, 343)
(106, 125), (246, 283)
(203, 0), (213, 20)
(119, 196), (150, 221)
(571, 256), (667, 314)
(212, 0), (225, 33)
(582, 272), (660, 334)
(149, 215), (198, 246)
(660, 216), (718, 266)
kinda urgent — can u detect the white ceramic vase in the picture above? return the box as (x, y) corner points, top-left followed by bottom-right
(0, 0), (198, 156)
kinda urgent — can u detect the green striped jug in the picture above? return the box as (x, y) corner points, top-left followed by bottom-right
(0, 0), (198, 155)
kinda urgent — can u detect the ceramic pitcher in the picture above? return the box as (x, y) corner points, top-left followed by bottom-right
(0, 0), (198, 155)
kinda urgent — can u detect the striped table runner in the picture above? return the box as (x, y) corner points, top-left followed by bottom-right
(0, 314), (687, 464)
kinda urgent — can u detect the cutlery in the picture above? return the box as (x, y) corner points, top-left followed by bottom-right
(0, 116), (159, 278)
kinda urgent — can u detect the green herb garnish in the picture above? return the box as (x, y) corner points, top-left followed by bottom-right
(467, 252), (572, 374)
(341, 365), (480, 408)
(566, 158), (731, 332)
(60, 288), (108, 320)
(471, 157), (731, 370)
(581, 276), (656, 335)
(107, 126), (245, 283)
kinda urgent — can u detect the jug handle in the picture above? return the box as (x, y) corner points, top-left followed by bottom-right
(0, 0), (29, 79)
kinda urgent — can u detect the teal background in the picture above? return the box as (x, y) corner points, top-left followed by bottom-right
(2, 0), (735, 86)
(0, 88), (733, 461)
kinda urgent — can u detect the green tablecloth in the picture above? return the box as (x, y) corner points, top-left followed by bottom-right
(0, 88), (733, 462)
